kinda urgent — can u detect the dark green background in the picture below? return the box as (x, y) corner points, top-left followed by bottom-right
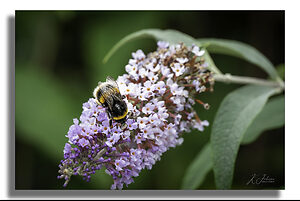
(15, 11), (284, 189)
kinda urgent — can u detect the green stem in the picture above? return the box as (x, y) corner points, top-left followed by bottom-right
(213, 73), (285, 90)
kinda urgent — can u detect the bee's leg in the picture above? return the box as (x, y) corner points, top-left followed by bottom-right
(106, 110), (113, 128)
(127, 111), (136, 119)
(121, 95), (126, 99)
(109, 119), (113, 128)
(119, 118), (128, 130)
(121, 123), (128, 130)
(127, 111), (132, 118)
(108, 114), (113, 128)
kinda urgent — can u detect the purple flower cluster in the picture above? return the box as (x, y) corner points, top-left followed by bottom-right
(58, 41), (214, 189)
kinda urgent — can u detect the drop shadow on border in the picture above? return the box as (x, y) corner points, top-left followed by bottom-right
(8, 12), (280, 199)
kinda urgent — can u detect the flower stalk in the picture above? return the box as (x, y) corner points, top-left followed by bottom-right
(213, 73), (284, 91)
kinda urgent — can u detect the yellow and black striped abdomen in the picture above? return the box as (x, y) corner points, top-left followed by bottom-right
(110, 98), (128, 123)
(113, 106), (128, 121)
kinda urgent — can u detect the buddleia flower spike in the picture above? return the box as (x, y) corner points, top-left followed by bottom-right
(58, 41), (214, 189)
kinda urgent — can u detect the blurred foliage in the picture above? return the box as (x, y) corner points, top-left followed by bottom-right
(276, 64), (285, 80)
(15, 11), (284, 189)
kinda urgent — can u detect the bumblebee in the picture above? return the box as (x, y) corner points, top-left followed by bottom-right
(93, 76), (129, 128)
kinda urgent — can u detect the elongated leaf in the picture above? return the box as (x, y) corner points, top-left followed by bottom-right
(197, 38), (281, 81)
(103, 29), (197, 63)
(181, 144), (213, 189)
(181, 94), (284, 189)
(242, 95), (285, 144)
(103, 29), (222, 74)
(210, 85), (279, 189)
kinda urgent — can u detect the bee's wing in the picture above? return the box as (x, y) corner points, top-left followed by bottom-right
(101, 84), (121, 111)
(106, 76), (119, 89)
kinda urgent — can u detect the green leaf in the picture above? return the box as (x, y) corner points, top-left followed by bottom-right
(197, 38), (281, 81)
(242, 95), (285, 144)
(210, 85), (279, 189)
(103, 28), (222, 74)
(276, 63), (285, 80)
(103, 29), (197, 64)
(181, 95), (284, 189)
(181, 143), (213, 189)
(181, 94), (284, 190)
(84, 13), (166, 85)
